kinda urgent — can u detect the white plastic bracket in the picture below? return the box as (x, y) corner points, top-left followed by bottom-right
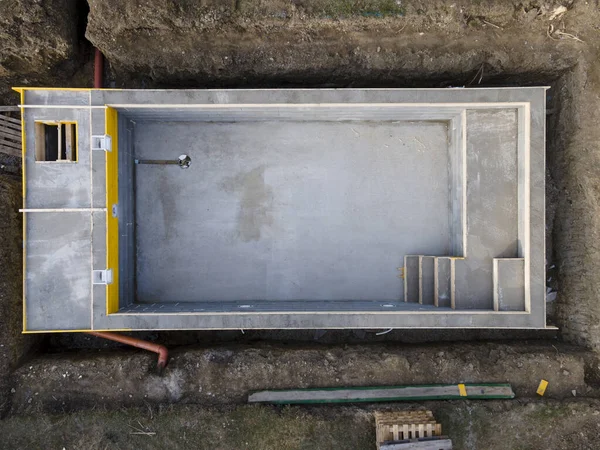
(91, 134), (112, 152)
(92, 269), (113, 285)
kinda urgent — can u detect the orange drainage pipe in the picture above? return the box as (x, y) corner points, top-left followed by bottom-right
(94, 48), (104, 89)
(88, 332), (169, 371)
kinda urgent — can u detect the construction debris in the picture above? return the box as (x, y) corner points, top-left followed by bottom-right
(380, 441), (453, 450)
(376, 410), (452, 450)
(537, 380), (549, 396)
(548, 5), (568, 21)
(0, 107), (21, 158)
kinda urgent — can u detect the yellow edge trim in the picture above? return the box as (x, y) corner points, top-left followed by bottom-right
(22, 329), (132, 334)
(458, 383), (467, 397)
(12, 87), (124, 92)
(105, 107), (119, 314)
(35, 120), (78, 124)
(13, 87), (90, 92)
(20, 88), (26, 332)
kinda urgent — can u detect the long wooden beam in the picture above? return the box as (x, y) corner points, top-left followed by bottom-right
(248, 383), (515, 404)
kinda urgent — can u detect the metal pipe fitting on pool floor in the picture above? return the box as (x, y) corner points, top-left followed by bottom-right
(87, 332), (169, 372)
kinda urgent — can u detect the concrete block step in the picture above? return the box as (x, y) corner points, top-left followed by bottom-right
(434, 257), (452, 308)
(404, 255), (419, 302)
(419, 256), (435, 305)
(493, 258), (526, 311)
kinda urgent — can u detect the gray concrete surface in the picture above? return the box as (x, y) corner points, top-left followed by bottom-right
(452, 109), (520, 310)
(24, 212), (92, 330)
(134, 120), (450, 303)
(494, 258), (526, 311)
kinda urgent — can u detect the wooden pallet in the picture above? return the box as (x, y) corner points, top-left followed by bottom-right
(0, 110), (22, 158)
(375, 411), (442, 448)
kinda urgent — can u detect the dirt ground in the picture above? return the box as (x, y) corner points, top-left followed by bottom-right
(2, 400), (600, 450)
(2, 1), (600, 448)
(9, 342), (599, 416)
(0, 177), (40, 415)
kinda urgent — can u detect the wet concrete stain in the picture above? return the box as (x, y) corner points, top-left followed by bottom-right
(158, 170), (177, 240)
(221, 166), (273, 242)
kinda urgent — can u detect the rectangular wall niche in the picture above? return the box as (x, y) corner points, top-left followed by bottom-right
(34, 121), (77, 162)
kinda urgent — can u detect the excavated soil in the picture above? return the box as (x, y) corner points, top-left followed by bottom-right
(3, 400), (600, 450)
(0, 178), (40, 415)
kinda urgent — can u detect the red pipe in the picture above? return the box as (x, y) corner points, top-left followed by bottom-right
(87, 332), (169, 370)
(94, 48), (104, 89)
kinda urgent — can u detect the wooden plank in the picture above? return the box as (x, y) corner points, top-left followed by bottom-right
(380, 439), (453, 450)
(377, 425), (384, 445)
(248, 383), (515, 404)
(376, 412), (435, 425)
(0, 143), (21, 157)
(0, 123), (21, 135)
(0, 115), (21, 132)
(34, 122), (44, 161)
(0, 120), (21, 133)
(65, 123), (73, 161)
(57, 123), (62, 161)
(0, 137), (21, 150)
(0, 127), (21, 140)
(0, 113), (22, 125)
(376, 411), (433, 420)
(0, 117), (22, 132)
(380, 420), (437, 427)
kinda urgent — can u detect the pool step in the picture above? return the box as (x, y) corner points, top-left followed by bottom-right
(434, 257), (453, 308)
(404, 255), (420, 303)
(404, 255), (454, 307)
(419, 256), (435, 305)
(493, 258), (526, 311)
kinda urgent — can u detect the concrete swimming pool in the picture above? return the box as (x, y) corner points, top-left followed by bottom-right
(17, 87), (547, 331)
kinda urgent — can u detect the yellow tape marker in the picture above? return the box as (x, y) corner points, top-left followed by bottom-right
(537, 379), (548, 396)
(458, 383), (467, 397)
